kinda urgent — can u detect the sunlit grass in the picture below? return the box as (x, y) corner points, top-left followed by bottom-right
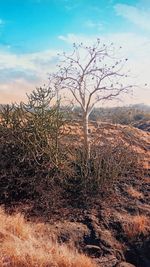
(0, 208), (97, 267)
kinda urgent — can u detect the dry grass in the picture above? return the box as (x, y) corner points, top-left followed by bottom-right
(123, 215), (150, 239)
(143, 176), (150, 183)
(63, 122), (150, 170)
(0, 208), (97, 267)
(127, 186), (144, 199)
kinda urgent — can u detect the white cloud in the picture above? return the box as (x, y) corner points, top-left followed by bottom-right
(115, 3), (150, 31)
(0, 48), (60, 103)
(58, 33), (96, 45)
(0, 79), (35, 104)
(84, 20), (103, 30)
(57, 32), (150, 106)
(0, 49), (60, 73)
(0, 31), (150, 106)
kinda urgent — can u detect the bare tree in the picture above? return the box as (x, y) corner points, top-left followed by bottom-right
(52, 39), (132, 159)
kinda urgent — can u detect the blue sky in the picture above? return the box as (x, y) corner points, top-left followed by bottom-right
(0, 0), (150, 105)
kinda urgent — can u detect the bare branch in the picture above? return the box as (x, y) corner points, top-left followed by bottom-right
(50, 39), (133, 158)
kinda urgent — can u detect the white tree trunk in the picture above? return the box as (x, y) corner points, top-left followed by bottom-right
(83, 113), (90, 160)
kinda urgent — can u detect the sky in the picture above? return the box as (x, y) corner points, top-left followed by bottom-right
(0, 0), (150, 106)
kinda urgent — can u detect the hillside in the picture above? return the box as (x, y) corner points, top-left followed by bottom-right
(0, 122), (150, 267)
(0, 208), (96, 267)
(63, 121), (150, 170)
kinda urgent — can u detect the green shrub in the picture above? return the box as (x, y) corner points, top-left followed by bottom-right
(0, 87), (66, 205)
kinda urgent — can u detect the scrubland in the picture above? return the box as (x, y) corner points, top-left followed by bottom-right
(0, 100), (150, 267)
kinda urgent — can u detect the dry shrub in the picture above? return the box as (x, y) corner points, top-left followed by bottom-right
(123, 215), (150, 239)
(60, 139), (140, 209)
(0, 92), (67, 207)
(0, 97), (64, 168)
(0, 208), (97, 267)
(69, 140), (139, 198)
(127, 186), (143, 199)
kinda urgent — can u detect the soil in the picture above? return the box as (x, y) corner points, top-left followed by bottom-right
(6, 171), (149, 266)
(48, 173), (150, 267)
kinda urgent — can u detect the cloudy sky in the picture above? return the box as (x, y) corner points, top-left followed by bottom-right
(0, 0), (150, 105)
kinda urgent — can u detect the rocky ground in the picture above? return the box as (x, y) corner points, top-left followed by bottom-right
(38, 123), (150, 267)
(46, 172), (150, 267)
(1, 123), (150, 267)
(10, 167), (149, 267)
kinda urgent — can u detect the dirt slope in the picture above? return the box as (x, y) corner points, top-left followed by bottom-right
(63, 121), (150, 170)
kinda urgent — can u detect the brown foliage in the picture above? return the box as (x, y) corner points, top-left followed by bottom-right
(123, 215), (150, 239)
(127, 186), (143, 199)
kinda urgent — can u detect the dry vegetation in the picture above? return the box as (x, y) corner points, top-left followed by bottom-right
(123, 215), (150, 239)
(0, 208), (97, 267)
(127, 186), (144, 199)
(0, 88), (150, 266)
(1, 103), (145, 211)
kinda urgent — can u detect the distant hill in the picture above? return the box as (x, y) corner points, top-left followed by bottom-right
(89, 104), (150, 125)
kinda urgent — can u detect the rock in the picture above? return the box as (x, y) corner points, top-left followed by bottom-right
(50, 221), (90, 248)
(84, 244), (102, 256)
(96, 255), (118, 267)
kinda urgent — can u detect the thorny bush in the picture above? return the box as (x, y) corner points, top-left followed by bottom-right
(0, 87), (142, 211)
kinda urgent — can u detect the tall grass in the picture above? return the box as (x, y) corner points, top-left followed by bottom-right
(0, 208), (97, 267)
